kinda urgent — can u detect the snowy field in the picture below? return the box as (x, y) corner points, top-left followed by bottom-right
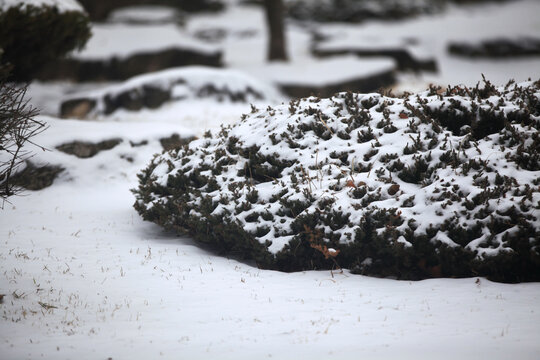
(2, 0), (540, 359)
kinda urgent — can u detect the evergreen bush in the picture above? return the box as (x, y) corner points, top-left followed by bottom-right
(0, 2), (91, 81)
(133, 78), (540, 282)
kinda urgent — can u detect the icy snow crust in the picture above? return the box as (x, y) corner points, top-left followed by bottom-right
(135, 80), (540, 281)
(0, 0), (82, 12)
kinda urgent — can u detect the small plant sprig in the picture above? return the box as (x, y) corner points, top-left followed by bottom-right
(303, 225), (342, 275)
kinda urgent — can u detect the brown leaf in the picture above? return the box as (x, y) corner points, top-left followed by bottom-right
(387, 184), (400, 195)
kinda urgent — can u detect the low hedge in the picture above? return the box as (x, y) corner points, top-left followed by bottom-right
(133, 78), (540, 282)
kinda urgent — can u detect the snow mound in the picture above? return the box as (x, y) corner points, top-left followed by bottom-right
(60, 66), (283, 118)
(134, 79), (540, 282)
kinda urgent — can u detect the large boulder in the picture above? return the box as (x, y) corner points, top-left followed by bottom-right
(133, 79), (540, 282)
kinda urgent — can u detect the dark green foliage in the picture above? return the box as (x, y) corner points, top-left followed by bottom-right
(134, 79), (540, 282)
(0, 4), (91, 81)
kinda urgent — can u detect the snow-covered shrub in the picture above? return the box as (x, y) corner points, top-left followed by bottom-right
(133, 79), (540, 282)
(0, 0), (91, 81)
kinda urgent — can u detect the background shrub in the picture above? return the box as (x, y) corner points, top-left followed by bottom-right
(0, 2), (91, 81)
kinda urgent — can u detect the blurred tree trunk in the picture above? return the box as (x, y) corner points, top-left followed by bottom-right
(264, 0), (288, 61)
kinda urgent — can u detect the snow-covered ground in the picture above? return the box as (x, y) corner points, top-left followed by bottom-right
(1, 116), (540, 360)
(2, 0), (540, 358)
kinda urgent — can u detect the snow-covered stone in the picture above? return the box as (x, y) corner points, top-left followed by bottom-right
(60, 66), (281, 119)
(260, 56), (396, 98)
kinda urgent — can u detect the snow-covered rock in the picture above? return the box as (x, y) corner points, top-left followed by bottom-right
(259, 56), (397, 98)
(312, 28), (437, 72)
(449, 37), (540, 58)
(134, 79), (540, 282)
(60, 66), (282, 119)
(0, 0), (83, 12)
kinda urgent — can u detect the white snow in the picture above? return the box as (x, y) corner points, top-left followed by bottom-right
(0, 0), (82, 12)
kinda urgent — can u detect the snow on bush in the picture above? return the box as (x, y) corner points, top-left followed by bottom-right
(0, 0), (90, 81)
(133, 79), (540, 282)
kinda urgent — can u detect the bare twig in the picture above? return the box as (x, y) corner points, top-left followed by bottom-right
(0, 81), (46, 204)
